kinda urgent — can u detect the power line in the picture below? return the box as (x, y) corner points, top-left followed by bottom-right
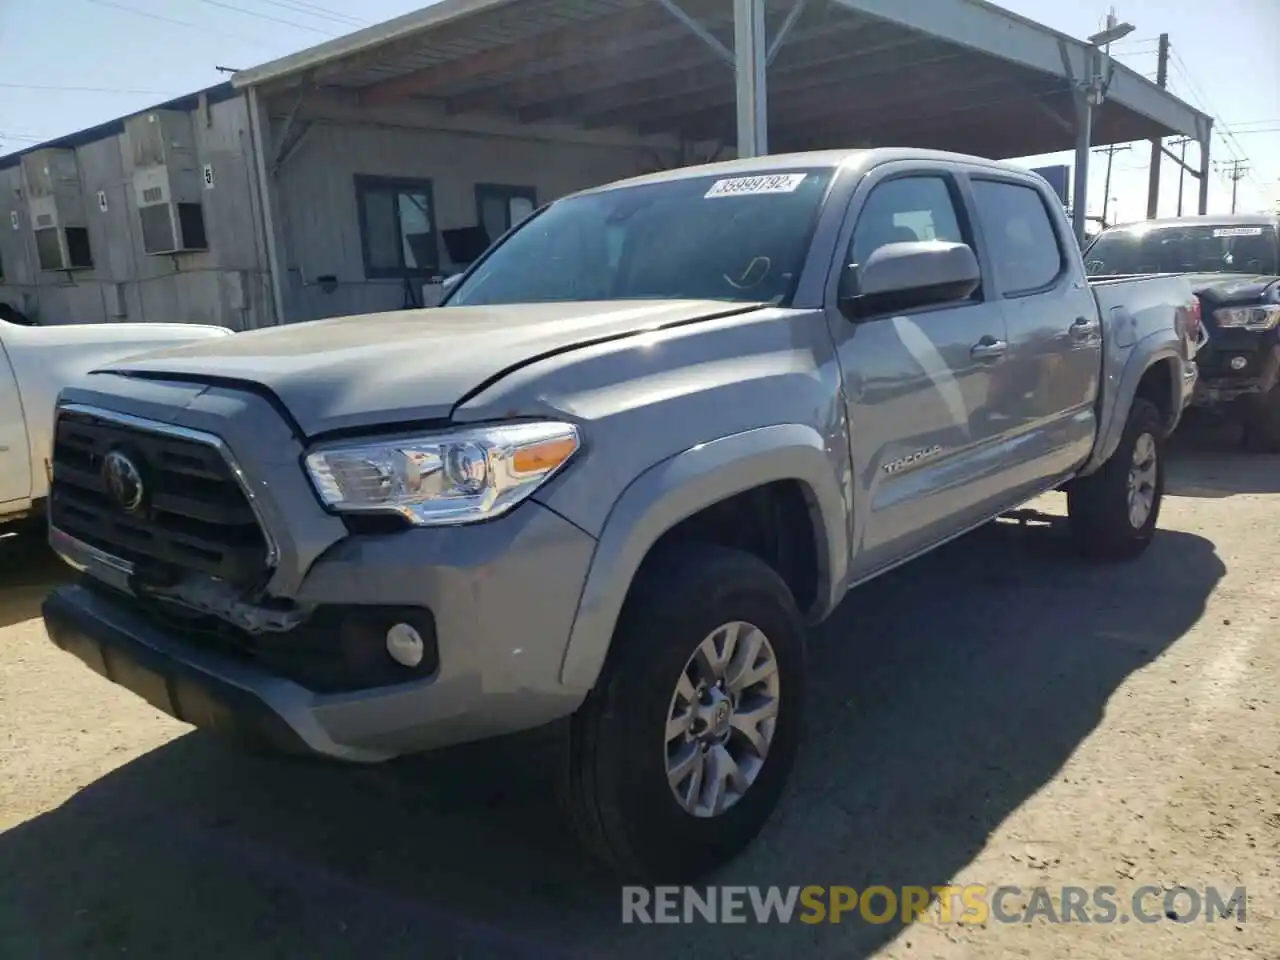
(83, 0), (273, 46)
(252, 0), (366, 28)
(1168, 45), (1264, 194)
(1166, 63), (1267, 210)
(0, 82), (181, 95)
(1224, 159), (1250, 214)
(183, 0), (341, 35)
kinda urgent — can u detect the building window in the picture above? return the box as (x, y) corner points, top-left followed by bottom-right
(475, 184), (537, 245)
(355, 175), (440, 279)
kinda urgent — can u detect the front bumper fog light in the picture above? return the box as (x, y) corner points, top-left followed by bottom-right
(386, 622), (426, 668)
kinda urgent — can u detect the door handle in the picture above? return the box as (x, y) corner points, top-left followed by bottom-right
(970, 337), (1008, 361)
(1070, 316), (1101, 340)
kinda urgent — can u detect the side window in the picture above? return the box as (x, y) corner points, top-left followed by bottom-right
(355, 175), (439, 279)
(849, 176), (965, 266)
(970, 180), (1064, 295)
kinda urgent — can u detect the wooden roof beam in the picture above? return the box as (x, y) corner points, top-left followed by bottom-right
(444, 33), (720, 116)
(510, 13), (878, 124)
(358, 1), (720, 106)
(585, 38), (954, 132)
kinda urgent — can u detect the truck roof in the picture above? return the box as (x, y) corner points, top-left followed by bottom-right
(569, 147), (1040, 197)
(1107, 214), (1280, 232)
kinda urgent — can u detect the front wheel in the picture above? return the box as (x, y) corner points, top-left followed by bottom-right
(1067, 398), (1165, 561)
(563, 544), (807, 881)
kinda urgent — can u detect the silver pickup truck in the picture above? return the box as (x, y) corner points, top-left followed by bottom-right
(41, 149), (1198, 881)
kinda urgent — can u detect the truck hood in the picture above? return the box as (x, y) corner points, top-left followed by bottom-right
(96, 300), (759, 436)
(4, 319), (230, 352)
(1183, 273), (1280, 305)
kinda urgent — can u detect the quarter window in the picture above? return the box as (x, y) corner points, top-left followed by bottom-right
(850, 176), (966, 266)
(971, 180), (1064, 294)
(355, 176), (439, 279)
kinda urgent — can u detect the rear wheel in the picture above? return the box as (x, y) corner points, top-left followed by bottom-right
(1068, 398), (1164, 561)
(1242, 384), (1280, 453)
(564, 544), (807, 881)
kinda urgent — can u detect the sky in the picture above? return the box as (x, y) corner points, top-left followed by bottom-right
(0, 0), (1277, 225)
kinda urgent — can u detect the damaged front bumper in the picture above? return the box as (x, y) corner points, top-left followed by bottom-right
(41, 382), (599, 762)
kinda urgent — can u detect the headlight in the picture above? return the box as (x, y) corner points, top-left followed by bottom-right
(305, 421), (580, 526)
(1213, 305), (1280, 331)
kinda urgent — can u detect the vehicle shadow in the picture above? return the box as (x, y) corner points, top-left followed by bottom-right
(0, 528), (69, 629)
(0, 513), (1224, 960)
(1166, 419), (1280, 498)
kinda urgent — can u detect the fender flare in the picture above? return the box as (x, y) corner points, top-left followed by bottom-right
(558, 423), (849, 690)
(1080, 335), (1182, 476)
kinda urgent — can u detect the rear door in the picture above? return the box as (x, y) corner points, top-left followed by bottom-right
(966, 175), (1101, 484)
(825, 163), (1014, 581)
(0, 329), (33, 505)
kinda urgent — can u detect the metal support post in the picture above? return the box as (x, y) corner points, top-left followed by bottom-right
(1197, 127), (1212, 215)
(248, 84), (287, 326)
(1144, 33), (1170, 219)
(734, 0), (768, 158)
(1072, 84), (1092, 246)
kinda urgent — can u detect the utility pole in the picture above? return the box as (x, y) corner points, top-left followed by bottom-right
(1095, 143), (1131, 225)
(1169, 137), (1193, 215)
(1226, 159), (1250, 214)
(1144, 33), (1170, 218)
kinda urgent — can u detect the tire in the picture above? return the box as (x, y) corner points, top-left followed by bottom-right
(1067, 398), (1165, 561)
(564, 543), (807, 881)
(1242, 384), (1280, 453)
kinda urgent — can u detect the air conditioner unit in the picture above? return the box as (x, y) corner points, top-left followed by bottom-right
(21, 149), (93, 271)
(126, 110), (208, 256)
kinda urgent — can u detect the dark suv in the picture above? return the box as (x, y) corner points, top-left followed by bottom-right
(1085, 215), (1280, 451)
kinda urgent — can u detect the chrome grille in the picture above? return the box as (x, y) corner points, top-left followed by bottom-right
(49, 407), (272, 587)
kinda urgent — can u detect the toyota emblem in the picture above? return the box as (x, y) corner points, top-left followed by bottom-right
(102, 449), (146, 514)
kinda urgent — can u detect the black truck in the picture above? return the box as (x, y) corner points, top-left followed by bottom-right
(1084, 215), (1280, 451)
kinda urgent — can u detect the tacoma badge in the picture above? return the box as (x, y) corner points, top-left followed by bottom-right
(883, 445), (943, 475)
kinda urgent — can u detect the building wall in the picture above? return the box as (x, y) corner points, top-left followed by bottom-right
(0, 93), (272, 329)
(1, 87), (682, 329)
(272, 118), (660, 323)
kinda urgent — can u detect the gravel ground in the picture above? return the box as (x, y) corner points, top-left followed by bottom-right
(0, 427), (1276, 960)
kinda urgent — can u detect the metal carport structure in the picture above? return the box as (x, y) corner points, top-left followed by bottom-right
(233, 0), (1212, 314)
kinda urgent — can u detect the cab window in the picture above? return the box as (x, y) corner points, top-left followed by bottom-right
(849, 176), (966, 266)
(970, 179), (1065, 295)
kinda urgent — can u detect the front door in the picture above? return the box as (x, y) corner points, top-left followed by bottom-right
(825, 167), (1014, 581)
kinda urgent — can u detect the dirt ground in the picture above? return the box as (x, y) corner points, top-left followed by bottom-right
(0, 425), (1276, 960)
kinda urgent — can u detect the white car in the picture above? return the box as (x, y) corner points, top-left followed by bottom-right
(0, 318), (232, 531)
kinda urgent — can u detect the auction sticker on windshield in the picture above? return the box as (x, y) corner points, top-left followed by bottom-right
(1212, 227), (1264, 237)
(705, 173), (808, 198)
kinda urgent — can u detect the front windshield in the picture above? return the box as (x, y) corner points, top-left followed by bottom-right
(1084, 223), (1280, 277)
(444, 169), (834, 307)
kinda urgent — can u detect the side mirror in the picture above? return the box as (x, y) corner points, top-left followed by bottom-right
(838, 241), (981, 320)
